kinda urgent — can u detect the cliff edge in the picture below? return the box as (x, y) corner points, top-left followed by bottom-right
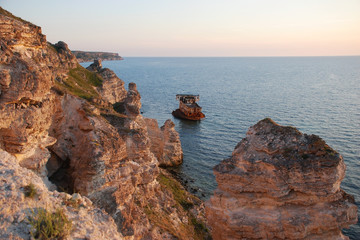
(205, 118), (358, 239)
(0, 7), (208, 240)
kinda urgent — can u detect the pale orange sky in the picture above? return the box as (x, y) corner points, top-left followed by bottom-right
(2, 0), (360, 56)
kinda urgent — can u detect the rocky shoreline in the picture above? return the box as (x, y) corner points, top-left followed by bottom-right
(0, 6), (358, 240)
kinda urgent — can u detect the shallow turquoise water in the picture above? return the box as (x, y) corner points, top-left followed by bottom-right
(84, 56), (360, 238)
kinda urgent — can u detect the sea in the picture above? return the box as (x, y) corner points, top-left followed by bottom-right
(82, 56), (360, 239)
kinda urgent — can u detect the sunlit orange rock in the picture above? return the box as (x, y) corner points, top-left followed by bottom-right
(206, 118), (358, 240)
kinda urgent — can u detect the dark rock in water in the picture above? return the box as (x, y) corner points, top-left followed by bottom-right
(206, 118), (358, 240)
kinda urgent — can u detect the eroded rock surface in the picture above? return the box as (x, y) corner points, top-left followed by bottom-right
(0, 8), (76, 185)
(86, 59), (127, 104)
(206, 118), (358, 240)
(0, 149), (124, 240)
(146, 118), (183, 167)
(48, 84), (203, 239)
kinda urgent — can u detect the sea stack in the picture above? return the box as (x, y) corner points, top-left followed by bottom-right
(206, 118), (358, 239)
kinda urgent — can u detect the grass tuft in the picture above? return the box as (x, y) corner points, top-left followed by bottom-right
(191, 216), (208, 234)
(28, 208), (72, 240)
(24, 183), (37, 198)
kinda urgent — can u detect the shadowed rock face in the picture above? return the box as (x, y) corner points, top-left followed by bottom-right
(206, 118), (358, 240)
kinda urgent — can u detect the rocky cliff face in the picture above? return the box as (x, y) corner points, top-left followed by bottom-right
(0, 149), (123, 240)
(86, 59), (127, 104)
(206, 118), (358, 240)
(47, 82), (207, 239)
(145, 118), (183, 167)
(0, 8), (77, 186)
(0, 7), (208, 240)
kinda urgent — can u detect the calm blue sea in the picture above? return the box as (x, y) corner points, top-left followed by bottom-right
(83, 56), (360, 238)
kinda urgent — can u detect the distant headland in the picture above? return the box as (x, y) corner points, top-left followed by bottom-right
(71, 50), (123, 62)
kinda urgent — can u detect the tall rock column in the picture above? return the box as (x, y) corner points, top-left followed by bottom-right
(145, 118), (183, 167)
(160, 119), (183, 166)
(206, 118), (358, 240)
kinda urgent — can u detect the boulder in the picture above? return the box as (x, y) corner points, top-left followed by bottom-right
(206, 118), (358, 240)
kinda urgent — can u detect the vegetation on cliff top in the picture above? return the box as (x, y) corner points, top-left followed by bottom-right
(54, 64), (103, 101)
(0, 7), (34, 26)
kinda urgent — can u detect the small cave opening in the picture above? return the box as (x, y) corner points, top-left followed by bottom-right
(46, 150), (74, 194)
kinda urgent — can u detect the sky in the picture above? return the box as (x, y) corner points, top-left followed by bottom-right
(1, 0), (360, 57)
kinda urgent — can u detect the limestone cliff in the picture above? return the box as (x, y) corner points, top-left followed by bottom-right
(145, 118), (183, 167)
(0, 149), (123, 239)
(0, 7), (208, 240)
(72, 50), (123, 62)
(0, 7), (77, 185)
(86, 59), (127, 104)
(206, 118), (358, 240)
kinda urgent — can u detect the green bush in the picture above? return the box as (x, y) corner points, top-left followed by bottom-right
(28, 208), (72, 240)
(24, 183), (37, 198)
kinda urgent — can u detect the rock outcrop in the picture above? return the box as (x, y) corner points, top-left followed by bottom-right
(0, 7), (77, 185)
(86, 59), (127, 104)
(48, 82), (206, 239)
(124, 82), (142, 117)
(0, 149), (124, 240)
(206, 118), (358, 240)
(146, 118), (183, 167)
(1, 7), (208, 240)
